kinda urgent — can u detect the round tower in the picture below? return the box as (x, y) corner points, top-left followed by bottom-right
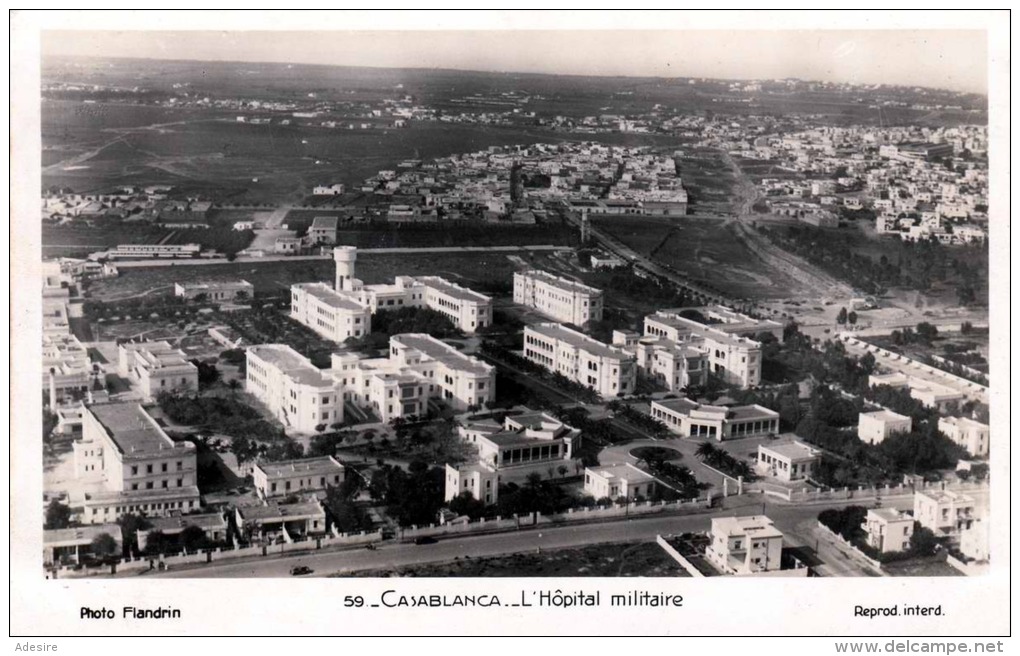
(333, 246), (357, 292)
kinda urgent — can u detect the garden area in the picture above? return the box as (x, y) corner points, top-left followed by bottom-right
(156, 391), (304, 467)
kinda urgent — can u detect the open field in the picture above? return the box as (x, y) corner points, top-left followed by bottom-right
(590, 215), (812, 300)
(344, 541), (686, 577)
(677, 149), (740, 215)
(43, 96), (686, 205)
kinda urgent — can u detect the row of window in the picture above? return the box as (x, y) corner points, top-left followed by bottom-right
(130, 461), (185, 476)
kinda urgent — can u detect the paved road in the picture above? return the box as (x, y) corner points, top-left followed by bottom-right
(136, 495), (890, 579)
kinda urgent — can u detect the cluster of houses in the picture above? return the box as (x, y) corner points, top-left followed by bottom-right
(743, 124), (988, 244)
(310, 142), (687, 227)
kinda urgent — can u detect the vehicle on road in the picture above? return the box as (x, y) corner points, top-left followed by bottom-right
(289, 565), (313, 576)
(413, 536), (437, 545)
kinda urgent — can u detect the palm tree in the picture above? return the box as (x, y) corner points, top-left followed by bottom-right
(695, 442), (718, 461)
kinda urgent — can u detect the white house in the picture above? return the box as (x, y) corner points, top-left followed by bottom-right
(857, 409), (912, 445)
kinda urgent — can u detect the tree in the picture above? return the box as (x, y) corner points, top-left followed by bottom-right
(44, 499), (72, 530)
(694, 442), (718, 461)
(836, 307), (848, 325)
(847, 311), (858, 326)
(915, 322), (939, 344)
(180, 525), (210, 553)
(447, 491), (487, 519)
(90, 533), (119, 562)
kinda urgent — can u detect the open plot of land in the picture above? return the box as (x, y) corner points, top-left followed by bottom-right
(591, 215), (812, 299)
(345, 541), (686, 577)
(677, 149), (739, 215)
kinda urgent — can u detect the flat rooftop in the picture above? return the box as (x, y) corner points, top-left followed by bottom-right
(759, 441), (820, 462)
(87, 403), (193, 458)
(143, 513), (227, 532)
(526, 323), (631, 361)
(647, 313), (757, 348)
(294, 282), (369, 312)
(177, 280), (252, 291)
(44, 524), (123, 546)
(589, 463), (655, 485)
(248, 345), (334, 388)
(256, 456), (344, 479)
(517, 269), (602, 297)
(418, 276), (492, 304)
(860, 409), (910, 423)
(712, 515), (783, 539)
(393, 333), (493, 376)
(237, 501), (325, 522)
(311, 216), (339, 229)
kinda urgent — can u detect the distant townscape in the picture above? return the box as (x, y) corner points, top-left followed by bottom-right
(40, 56), (990, 580)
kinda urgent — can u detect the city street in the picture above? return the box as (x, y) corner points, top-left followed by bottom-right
(138, 495), (905, 579)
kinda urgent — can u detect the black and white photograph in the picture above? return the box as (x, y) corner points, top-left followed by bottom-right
(9, 9), (1010, 642)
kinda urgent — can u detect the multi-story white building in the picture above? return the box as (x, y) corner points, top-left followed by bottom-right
(291, 247), (492, 337)
(246, 344), (345, 433)
(612, 329), (708, 392)
(253, 456), (345, 499)
(73, 402), (200, 524)
(705, 515), (785, 575)
(523, 323), (636, 398)
(117, 341), (199, 400)
(644, 310), (764, 388)
(331, 333), (495, 422)
(290, 282), (373, 343)
(857, 409), (913, 445)
(174, 280), (253, 302)
(938, 416), (989, 458)
(914, 489), (981, 539)
(43, 333), (104, 407)
(862, 508), (915, 554)
(513, 270), (603, 326)
(584, 463), (657, 501)
(650, 397), (779, 441)
(446, 409), (583, 504)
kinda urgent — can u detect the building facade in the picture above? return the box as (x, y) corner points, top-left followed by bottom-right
(650, 398), (779, 441)
(253, 456), (346, 499)
(584, 463), (657, 500)
(174, 280), (253, 302)
(862, 508), (914, 553)
(857, 410), (913, 445)
(117, 341), (199, 400)
(612, 330), (708, 392)
(513, 270), (604, 326)
(938, 416), (989, 458)
(331, 333), (496, 422)
(914, 489), (980, 539)
(523, 323), (636, 398)
(291, 282), (373, 343)
(705, 515), (785, 575)
(756, 441), (821, 482)
(73, 402), (200, 524)
(246, 344), (345, 433)
(644, 309), (765, 388)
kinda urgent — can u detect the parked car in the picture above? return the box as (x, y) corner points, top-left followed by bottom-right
(289, 565), (313, 576)
(413, 536), (437, 546)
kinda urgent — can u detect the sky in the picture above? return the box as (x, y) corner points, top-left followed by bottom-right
(41, 29), (988, 95)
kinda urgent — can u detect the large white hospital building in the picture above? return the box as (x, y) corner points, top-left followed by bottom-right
(291, 247), (492, 340)
(523, 323), (636, 398)
(513, 270), (603, 326)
